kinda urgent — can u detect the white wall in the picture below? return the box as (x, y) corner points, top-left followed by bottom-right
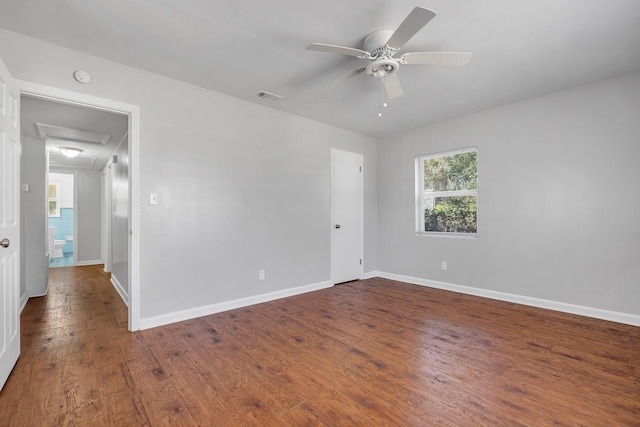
(49, 172), (73, 208)
(20, 137), (48, 297)
(0, 28), (378, 323)
(76, 170), (102, 264)
(111, 137), (129, 299)
(378, 72), (640, 316)
(101, 166), (112, 273)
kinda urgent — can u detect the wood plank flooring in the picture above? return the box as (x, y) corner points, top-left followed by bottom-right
(1, 265), (639, 426)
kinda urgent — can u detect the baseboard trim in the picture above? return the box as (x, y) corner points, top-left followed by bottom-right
(111, 274), (129, 308)
(23, 289), (48, 313)
(139, 280), (333, 330)
(360, 271), (379, 280)
(20, 291), (29, 313)
(76, 259), (103, 267)
(376, 272), (640, 327)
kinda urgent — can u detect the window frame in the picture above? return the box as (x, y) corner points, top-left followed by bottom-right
(415, 146), (478, 237)
(48, 182), (60, 218)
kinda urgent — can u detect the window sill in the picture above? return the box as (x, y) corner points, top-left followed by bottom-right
(415, 232), (478, 239)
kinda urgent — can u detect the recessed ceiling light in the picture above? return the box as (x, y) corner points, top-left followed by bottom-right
(59, 147), (83, 158)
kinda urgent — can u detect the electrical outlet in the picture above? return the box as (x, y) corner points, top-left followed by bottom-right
(441, 261), (448, 271)
(259, 270), (265, 280)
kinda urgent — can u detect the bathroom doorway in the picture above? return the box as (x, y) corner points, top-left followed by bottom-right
(48, 171), (75, 268)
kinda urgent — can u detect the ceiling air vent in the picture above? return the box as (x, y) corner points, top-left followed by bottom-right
(256, 91), (283, 102)
(36, 123), (111, 145)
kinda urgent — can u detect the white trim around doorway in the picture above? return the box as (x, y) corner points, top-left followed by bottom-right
(17, 79), (141, 331)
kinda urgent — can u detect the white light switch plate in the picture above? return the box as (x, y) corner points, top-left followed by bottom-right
(150, 193), (158, 205)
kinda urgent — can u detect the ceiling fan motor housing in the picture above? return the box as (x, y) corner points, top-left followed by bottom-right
(364, 29), (395, 56)
(364, 30), (400, 78)
(364, 30), (400, 79)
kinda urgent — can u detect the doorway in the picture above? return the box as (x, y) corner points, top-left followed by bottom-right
(331, 149), (364, 284)
(17, 80), (140, 331)
(47, 171), (75, 268)
(21, 95), (126, 280)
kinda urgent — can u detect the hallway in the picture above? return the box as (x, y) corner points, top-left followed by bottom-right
(0, 266), (138, 425)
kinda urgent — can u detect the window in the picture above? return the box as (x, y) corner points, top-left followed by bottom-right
(416, 147), (477, 235)
(48, 183), (60, 217)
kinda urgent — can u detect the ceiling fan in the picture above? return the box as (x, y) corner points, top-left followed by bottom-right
(306, 7), (472, 99)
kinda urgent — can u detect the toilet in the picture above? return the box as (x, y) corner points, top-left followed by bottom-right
(53, 240), (66, 258)
(48, 226), (66, 259)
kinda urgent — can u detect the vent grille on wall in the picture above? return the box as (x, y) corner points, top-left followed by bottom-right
(256, 91), (283, 102)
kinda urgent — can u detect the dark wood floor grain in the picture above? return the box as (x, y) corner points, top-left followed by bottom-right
(1, 265), (639, 426)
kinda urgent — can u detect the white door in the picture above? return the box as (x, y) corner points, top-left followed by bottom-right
(0, 57), (21, 391)
(331, 149), (363, 284)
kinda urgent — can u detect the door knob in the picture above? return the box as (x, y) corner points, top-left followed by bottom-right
(335, 224), (341, 229)
(0, 238), (9, 248)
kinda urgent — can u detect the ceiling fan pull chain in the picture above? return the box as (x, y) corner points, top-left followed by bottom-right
(378, 80), (383, 117)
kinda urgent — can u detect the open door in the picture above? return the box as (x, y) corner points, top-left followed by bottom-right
(0, 57), (21, 391)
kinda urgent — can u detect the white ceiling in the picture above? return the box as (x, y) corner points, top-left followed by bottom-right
(3, 0), (640, 138)
(21, 96), (128, 171)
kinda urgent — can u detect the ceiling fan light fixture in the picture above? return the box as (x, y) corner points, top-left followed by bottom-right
(59, 147), (83, 158)
(366, 59), (399, 79)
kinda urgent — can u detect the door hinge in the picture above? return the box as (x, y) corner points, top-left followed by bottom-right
(360, 259), (362, 265)
(359, 166), (362, 172)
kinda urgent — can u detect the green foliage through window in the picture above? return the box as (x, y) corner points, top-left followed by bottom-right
(424, 152), (477, 192)
(418, 149), (477, 234)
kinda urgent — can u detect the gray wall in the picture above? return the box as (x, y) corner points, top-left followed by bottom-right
(0, 28), (378, 321)
(76, 170), (102, 264)
(20, 136), (48, 297)
(378, 72), (640, 315)
(12, 26), (635, 323)
(137, 78), (377, 318)
(111, 137), (129, 298)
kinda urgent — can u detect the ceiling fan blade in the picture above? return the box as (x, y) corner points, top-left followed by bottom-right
(401, 52), (472, 66)
(386, 7), (437, 51)
(306, 43), (370, 58)
(322, 68), (366, 93)
(382, 73), (403, 99)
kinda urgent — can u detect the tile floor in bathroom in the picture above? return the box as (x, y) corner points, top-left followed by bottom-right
(50, 254), (74, 268)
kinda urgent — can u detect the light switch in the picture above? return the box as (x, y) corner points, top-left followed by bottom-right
(149, 193), (158, 205)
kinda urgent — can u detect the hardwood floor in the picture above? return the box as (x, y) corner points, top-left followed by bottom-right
(1, 265), (639, 426)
